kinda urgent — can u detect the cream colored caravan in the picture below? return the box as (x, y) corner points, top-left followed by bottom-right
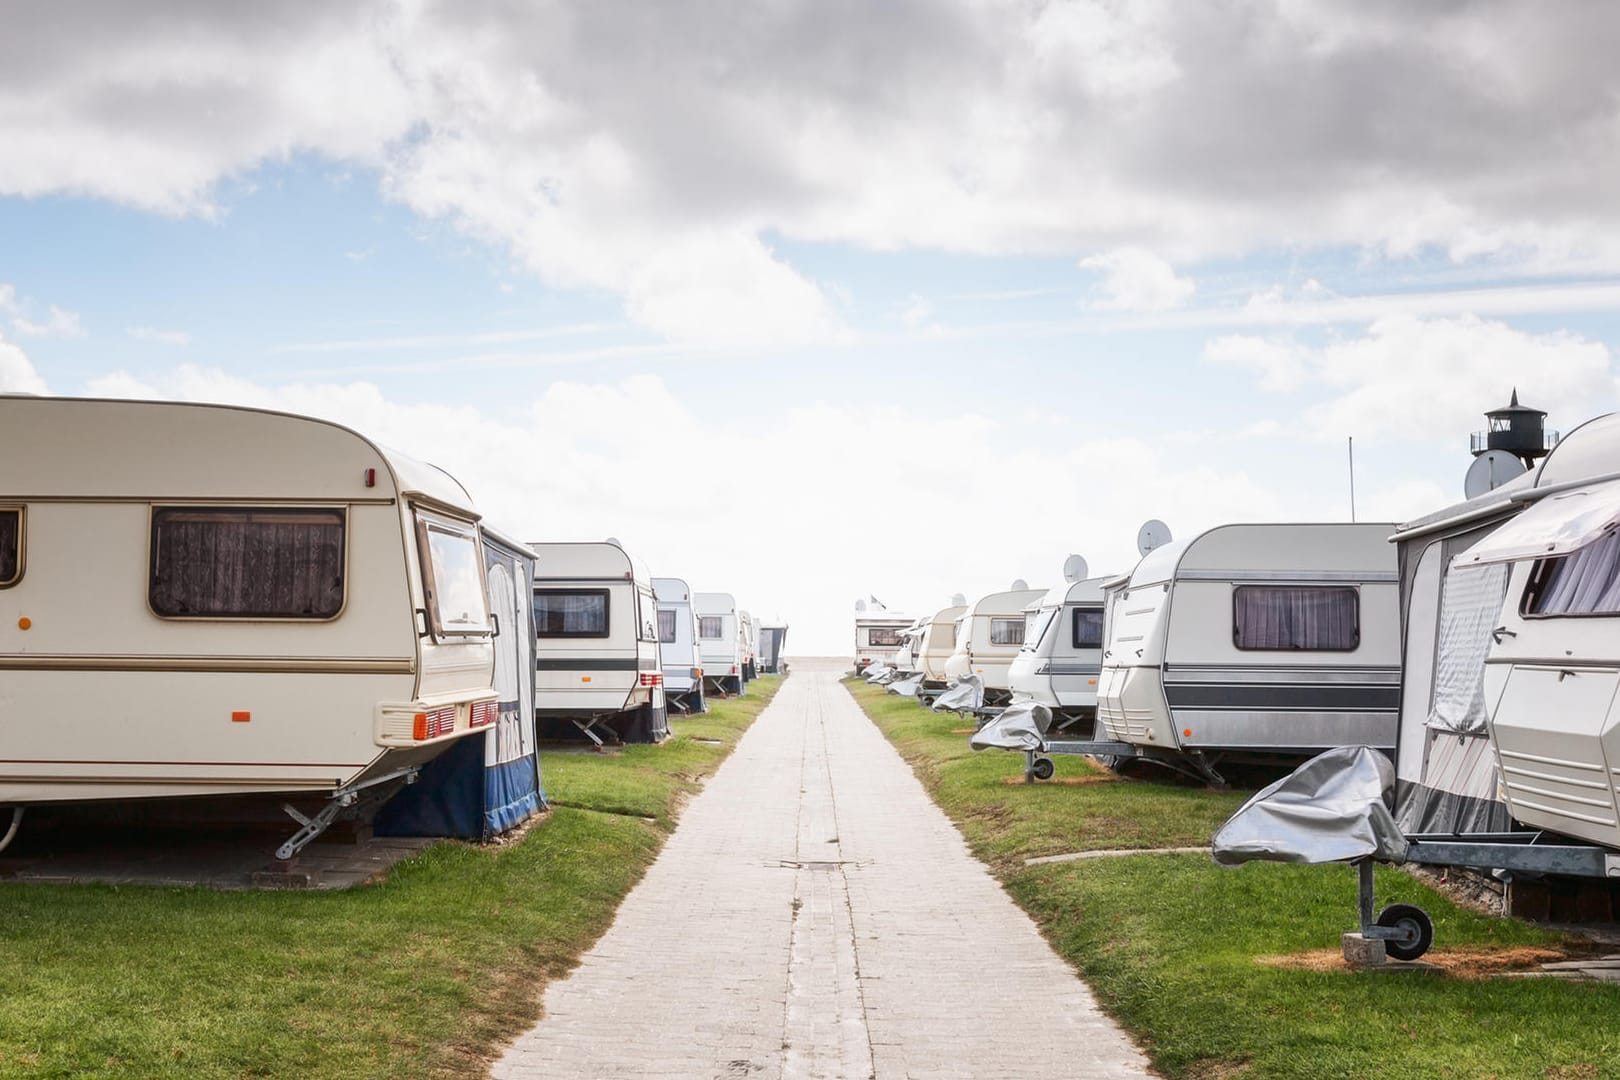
(529, 541), (667, 745)
(0, 396), (499, 855)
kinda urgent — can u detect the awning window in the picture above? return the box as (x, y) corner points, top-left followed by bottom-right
(1452, 479), (1620, 569)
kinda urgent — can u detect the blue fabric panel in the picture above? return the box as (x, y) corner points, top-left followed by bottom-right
(374, 735), (486, 838)
(484, 754), (543, 836)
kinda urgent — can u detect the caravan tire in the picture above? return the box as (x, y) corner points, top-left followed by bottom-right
(1375, 904), (1434, 962)
(1030, 757), (1056, 781)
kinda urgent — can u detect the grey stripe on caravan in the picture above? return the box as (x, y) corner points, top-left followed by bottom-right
(1164, 682), (1401, 711)
(1173, 569), (1398, 583)
(535, 658), (640, 671)
(1044, 664), (1102, 675)
(1168, 666), (1400, 685)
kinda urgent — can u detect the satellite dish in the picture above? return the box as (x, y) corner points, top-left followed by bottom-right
(1010, 578), (1029, 591)
(1137, 519), (1172, 557)
(1062, 554), (1089, 583)
(854, 599), (868, 613)
(949, 592), (967, 607)
(1465, 450), (1528, 500)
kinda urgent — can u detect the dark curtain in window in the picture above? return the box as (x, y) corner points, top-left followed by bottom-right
(1073, 609), (1104, 648)
(868, 627), (903, 646)
(534, 591), (608, 635)
(1233, 585), (1358, 650)
(150, 509), (344, 618)
(989, 619), (1025, 646)
(0, 510), (18, 584)
(1531, 531), (1620, 614)
(658, 609), (678, 643)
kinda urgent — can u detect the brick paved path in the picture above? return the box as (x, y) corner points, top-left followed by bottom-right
(493, 663), (1150, 1079)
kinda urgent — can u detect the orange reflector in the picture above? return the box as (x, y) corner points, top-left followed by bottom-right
(581, 675), (593, 683)
(1088, 678), (1096, 685)
(16, 617), (30, 631)
(413, 712), (429, 741)
(231, 711), (251, 723)
(1183, 728), (1193, 737)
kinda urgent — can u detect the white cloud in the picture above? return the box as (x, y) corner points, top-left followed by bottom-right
(1210, 314), (1616, 442)
(0, 334), (49, 394)
(126, 326), (191, 346)
(0, 284), (85, 339)
(11, 3), (1620, 340)
(1079, 247), (1196, 311)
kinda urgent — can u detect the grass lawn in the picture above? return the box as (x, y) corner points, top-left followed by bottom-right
(0, 677), (781, 1080)
(847, 678), (1620, 1080)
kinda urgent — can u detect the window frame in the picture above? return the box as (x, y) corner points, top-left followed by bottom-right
(657, 608), (679, 643)
(533, 587), (611, 639)
(0, 505), (23, 589)
(867, 626), (904, 647)
(699, 615), (724, 640)
(413, 509), (492, 640)
(1072, 606), (1105, 649)
(1231, 583), (1361, 652)
(147, 504), (349, 622)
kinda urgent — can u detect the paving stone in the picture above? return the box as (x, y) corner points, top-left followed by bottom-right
(493, 663), (1151, 1079)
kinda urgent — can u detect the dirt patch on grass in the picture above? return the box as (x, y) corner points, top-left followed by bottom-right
(1256, 944), (1585, 979)
(1186, 1059), (1253, 1079)
(999, 773), (1115, 787)
(949, 726), (977, 734)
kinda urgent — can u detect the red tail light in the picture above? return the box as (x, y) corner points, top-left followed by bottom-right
(639, 672), (664, 687)
(412, 705), (457, 741)
(730, 665), (738, 675)
(469, 700), (499, 728)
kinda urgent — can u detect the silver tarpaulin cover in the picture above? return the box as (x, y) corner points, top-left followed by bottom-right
(1212, 746), (1409, 866)
(887, 673), (924, 697)
(969, 700), (1052, 751)
(863, 663), (894, 683)
(931, 674), (984, 713)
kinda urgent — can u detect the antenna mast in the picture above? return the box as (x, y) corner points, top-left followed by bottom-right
(1347, 436), (1357, 523)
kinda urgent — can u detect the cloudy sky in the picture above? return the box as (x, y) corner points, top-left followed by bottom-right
(6, 0), (1620, 652)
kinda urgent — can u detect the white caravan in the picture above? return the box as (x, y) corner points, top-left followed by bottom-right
(0, 397), (499, 857)
(854, 612), (915, 674)
(1007, 575), (1113, 729)
(892, 615), (930, 675)
(530, 541), (667, 745)
(1096, 523), (1400, 781)
(943, 586), (1048, 705)
(917, 599), (968, 701)
(695, 592), (745, 695)
(653, 577), (705, 715)
(757, 623), (789, 674)
(1452, 413), (1620, 849)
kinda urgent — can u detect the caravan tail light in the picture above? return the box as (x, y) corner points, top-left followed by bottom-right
(730, 665), (738, 675)
(469, 700), (499, 729)
(692, 667), (703, 679)
(639, 672), (664, 687)
(412, 705), (457, 741)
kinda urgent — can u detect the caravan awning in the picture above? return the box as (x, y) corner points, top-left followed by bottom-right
(1454, 479), (1620, 568)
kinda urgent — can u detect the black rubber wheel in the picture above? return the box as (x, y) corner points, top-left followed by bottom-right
(1375, 903), (1435, 962)
(1030, 757), (1056, 781)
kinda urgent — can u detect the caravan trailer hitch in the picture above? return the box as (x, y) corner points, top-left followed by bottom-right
(275, 767), (421, 861)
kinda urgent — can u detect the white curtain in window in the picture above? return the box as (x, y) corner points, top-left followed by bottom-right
(1234, 586), (1358, 650)
(1534, 530), (1620, 614)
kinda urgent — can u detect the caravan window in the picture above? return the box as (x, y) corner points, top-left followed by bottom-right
(868, 626), (903, 647)
(1073, 608), (1104, 649)
(534, 589), (609, 637)
(658, 609), (678, 643)
(1524, 530), (1620, 616)
(1233, 585), (1359, 651)
(0, 507), (20, 588)
(149, 507), (345, 619)
(699, 615), (724, 639)
(989, 618), (1025, 646)
(415, 512), (492, 637)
